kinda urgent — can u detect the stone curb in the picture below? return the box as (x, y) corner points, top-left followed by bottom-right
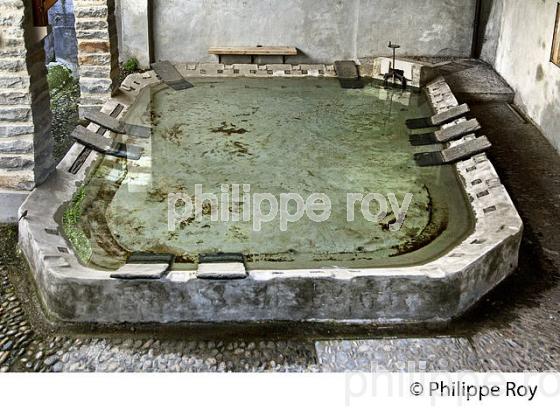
(17, 70), (522, 325)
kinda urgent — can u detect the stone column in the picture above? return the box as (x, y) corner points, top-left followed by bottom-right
(0, 0), (55, 223)
(119, 0), (151, 68)
(74, 0), (119, 116)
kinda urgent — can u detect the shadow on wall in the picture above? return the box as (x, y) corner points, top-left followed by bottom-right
(475, 0), (504, 65)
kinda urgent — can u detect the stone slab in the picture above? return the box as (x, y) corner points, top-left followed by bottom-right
(110, 264), (169, 280)
(16, 74), (523, 325)
(197, 262), (248, 280)
(442, 136), (492, 163)
(334, 60), (359, 79)
(123, 124), (152, 139)
(434, 118), (481, 142)
(85, 110), (126, 134)
(71, 125), (143, 160)
(414, 136), (491, 166)
(431, 103), (470, 127)
(410, 118), (481, 145)
(151, 61), (193, 90)
(439, 60), (515, 104)
(334, 60), (363, 89)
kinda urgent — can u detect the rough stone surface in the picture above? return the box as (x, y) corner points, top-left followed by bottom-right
(138, 0), (477, 64)
(74, 0), (119, 115)
(43, 0), (79, 74)
(437, 59), (514, 103)
(16, 70), (521, 325)
(316, 338), (481, 371)
(0, 67), (560, 372)
(478, 0), (560, 152)
(0, 0), (55, 222)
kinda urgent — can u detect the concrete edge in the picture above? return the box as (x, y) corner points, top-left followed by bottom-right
(17, 69), (523, 325)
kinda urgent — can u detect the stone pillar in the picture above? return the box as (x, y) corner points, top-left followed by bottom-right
(46, 0), (79, 74)
(0, 0), (55, 223)
(74, 0), (119, 116)
(119, 0), (151, 68)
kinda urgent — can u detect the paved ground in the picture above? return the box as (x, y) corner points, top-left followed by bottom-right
(1, 81), (559, 372)
(439, 59), (515, 103)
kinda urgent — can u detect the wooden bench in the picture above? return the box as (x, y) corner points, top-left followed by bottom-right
(208, 46), (298, 63)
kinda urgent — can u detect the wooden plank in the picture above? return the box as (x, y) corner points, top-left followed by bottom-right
(208, 46), (298, 56)
(32, 0), (48, 26)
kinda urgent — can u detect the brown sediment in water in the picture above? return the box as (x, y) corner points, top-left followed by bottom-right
(75, 159), (131, 269)
(211, 121), (248, 135)
(391, 185), (449, 256)
(70, 78), (471, 270)
(230, 140), (251, 156)
(160, 123), (185, 144)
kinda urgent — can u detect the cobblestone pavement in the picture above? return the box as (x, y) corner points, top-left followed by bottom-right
(1, 102), (559, 372)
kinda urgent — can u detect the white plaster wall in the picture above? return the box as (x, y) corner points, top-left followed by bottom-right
(116, 0), (477, 65)
(484, 0), (560, 152)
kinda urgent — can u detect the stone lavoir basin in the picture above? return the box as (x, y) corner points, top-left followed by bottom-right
(18, 67), (522, 325)
(73, 78), (472, 271)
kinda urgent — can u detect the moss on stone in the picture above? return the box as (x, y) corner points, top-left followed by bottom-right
(62, 186), (92, 264)
(123, 57), (139, 73)
(47, 65), (76, 92)
(47, 65), (80, 162)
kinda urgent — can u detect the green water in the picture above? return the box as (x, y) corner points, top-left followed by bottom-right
(67, 78), (473, 270)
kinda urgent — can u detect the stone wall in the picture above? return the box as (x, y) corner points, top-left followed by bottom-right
(0, 0), (55, 222)
(479, 0), (560, 152)
(74, 0), (119, 115)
